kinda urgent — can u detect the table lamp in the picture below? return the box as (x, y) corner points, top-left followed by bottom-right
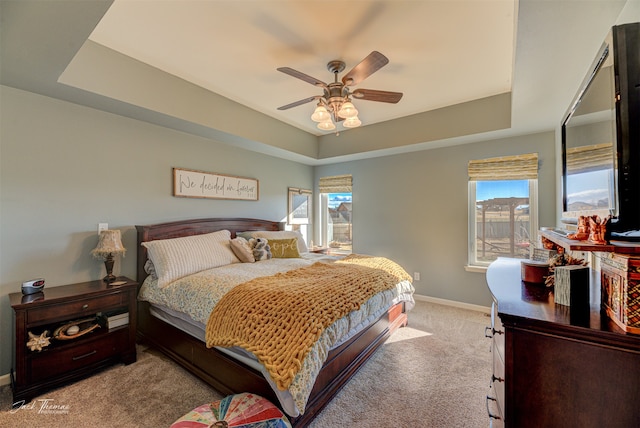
(91, 229), (126, 282)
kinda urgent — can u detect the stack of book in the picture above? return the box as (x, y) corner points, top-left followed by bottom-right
(106, 311), (129, 330)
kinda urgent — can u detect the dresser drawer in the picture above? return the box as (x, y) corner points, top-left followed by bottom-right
(27, 293), (127, 325)
(491, 302), (505, 359)
(26, 328), (128, 383)
(491, 340), (505, 417)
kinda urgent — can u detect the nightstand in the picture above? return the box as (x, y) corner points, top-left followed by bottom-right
(9, 277), (138, 403)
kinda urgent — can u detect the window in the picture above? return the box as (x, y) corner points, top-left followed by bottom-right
(319, 175), (352, 255)
(468, 154), (539, 267)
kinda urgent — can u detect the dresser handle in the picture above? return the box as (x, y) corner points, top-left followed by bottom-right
(82, 304), (89, 310)
(486, 395), (502, 420)
(72, 350), (97, 361)
(485, 326), (504, 338)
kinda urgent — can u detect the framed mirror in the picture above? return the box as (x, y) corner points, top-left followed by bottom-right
(288, 188), (312, 224)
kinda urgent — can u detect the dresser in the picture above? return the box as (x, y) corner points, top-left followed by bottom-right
(485, 258), (640, 428)
(10, 277), (137, 403)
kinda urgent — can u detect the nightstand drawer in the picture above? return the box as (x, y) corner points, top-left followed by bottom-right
(27, 293), (126, 325)
(27, 328), (127, 382)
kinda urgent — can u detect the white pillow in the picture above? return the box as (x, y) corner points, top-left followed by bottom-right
(229, 237), (255, 263)
(252, 230), (309, 254)
(142, 230), (239, 287)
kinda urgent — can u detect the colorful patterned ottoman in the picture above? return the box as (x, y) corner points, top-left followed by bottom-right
(170, 393), (291, 428)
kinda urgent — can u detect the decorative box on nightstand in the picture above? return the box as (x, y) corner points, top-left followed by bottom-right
(9, 277), (138, 403)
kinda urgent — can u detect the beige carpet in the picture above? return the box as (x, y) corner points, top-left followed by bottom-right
(0, 301), (491, 427)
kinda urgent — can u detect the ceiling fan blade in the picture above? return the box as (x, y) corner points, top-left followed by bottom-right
(351, 88), (403, 103)
(342, 51), (389, 86)
(277, 96), (318, 110)
(277, 67), (328, 88)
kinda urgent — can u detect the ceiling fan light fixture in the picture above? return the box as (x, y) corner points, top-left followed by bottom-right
(337, 100), (358, 119)
(317, 120), (336, 131)
(342, 116), (362, 128)
(311, 104), (330, 122)
(277, 52), (402, 133)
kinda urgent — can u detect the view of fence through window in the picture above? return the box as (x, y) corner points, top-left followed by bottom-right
(327, 192), (352, 254)
(475, 180), (530, 263)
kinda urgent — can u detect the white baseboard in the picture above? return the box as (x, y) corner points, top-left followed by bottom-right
(0, 373), (10, 387)
(413, 293), (490, 314)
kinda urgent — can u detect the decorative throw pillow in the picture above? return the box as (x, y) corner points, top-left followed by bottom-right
(253, 230), (309, 254)
(268, 238), (301, 258)
(249, 237), (272, 261)
(229, 237), (255, 263)
(141, 230), (240, 287)
(144, 259), (158, 280)
(236, 231), (255, 241)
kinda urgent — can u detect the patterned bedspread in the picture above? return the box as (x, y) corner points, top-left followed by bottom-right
(138, 254), (414, 416)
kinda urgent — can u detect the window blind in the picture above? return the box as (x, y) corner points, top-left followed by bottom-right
(468, 153), (538, 181)
(319, 174), (352, 193)
(566, 142), (614, 174)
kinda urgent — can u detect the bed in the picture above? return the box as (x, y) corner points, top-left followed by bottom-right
(135, 217), (414, 426)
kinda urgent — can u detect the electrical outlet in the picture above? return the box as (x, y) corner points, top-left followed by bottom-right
(98, 223), (108, 234)
(414, 272), (421, 281)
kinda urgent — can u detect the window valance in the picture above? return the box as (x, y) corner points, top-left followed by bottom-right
(319, 174), (352, 193)
(565, 142), (614, 174)
(468, 153), (538, 181)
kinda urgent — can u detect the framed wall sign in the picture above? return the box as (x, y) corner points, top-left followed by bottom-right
(288, 187), (312, 224)
(173, 168), (259, 201)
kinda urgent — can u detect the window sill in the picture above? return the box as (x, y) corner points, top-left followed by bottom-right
(464, 265), (488, 273)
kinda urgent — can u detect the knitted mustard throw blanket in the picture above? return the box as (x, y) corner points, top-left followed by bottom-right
(205, 254), (412, 391)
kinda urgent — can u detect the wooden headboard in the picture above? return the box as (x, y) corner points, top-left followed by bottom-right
(135, 218), (283, 284)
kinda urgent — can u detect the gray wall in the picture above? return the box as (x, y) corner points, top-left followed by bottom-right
(0, 84), (556, 379)
(315, 131), (556, 306)
(0, 86), (313, 377)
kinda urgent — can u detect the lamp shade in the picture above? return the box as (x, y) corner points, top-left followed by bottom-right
(311, 104), (330, 122)
(317, 120), (336, 131)
(342, 116), (362, 128)
(91, 230), (126, 259)
(337, 100), (358, 118)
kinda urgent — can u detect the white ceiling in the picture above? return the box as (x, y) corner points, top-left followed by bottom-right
(89, 0), (516, 135)
(1, 0), (635, 163)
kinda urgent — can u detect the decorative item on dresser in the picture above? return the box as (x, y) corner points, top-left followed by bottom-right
(539, 228), (640, 333)
(135, 217), (413, 427)
(485, 258), (640, 427)
(10, 277), (138, 403)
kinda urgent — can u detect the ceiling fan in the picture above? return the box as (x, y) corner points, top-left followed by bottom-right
(277, 51), (403, 131)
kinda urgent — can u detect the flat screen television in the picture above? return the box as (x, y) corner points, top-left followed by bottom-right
(561, 22), (640, 240)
